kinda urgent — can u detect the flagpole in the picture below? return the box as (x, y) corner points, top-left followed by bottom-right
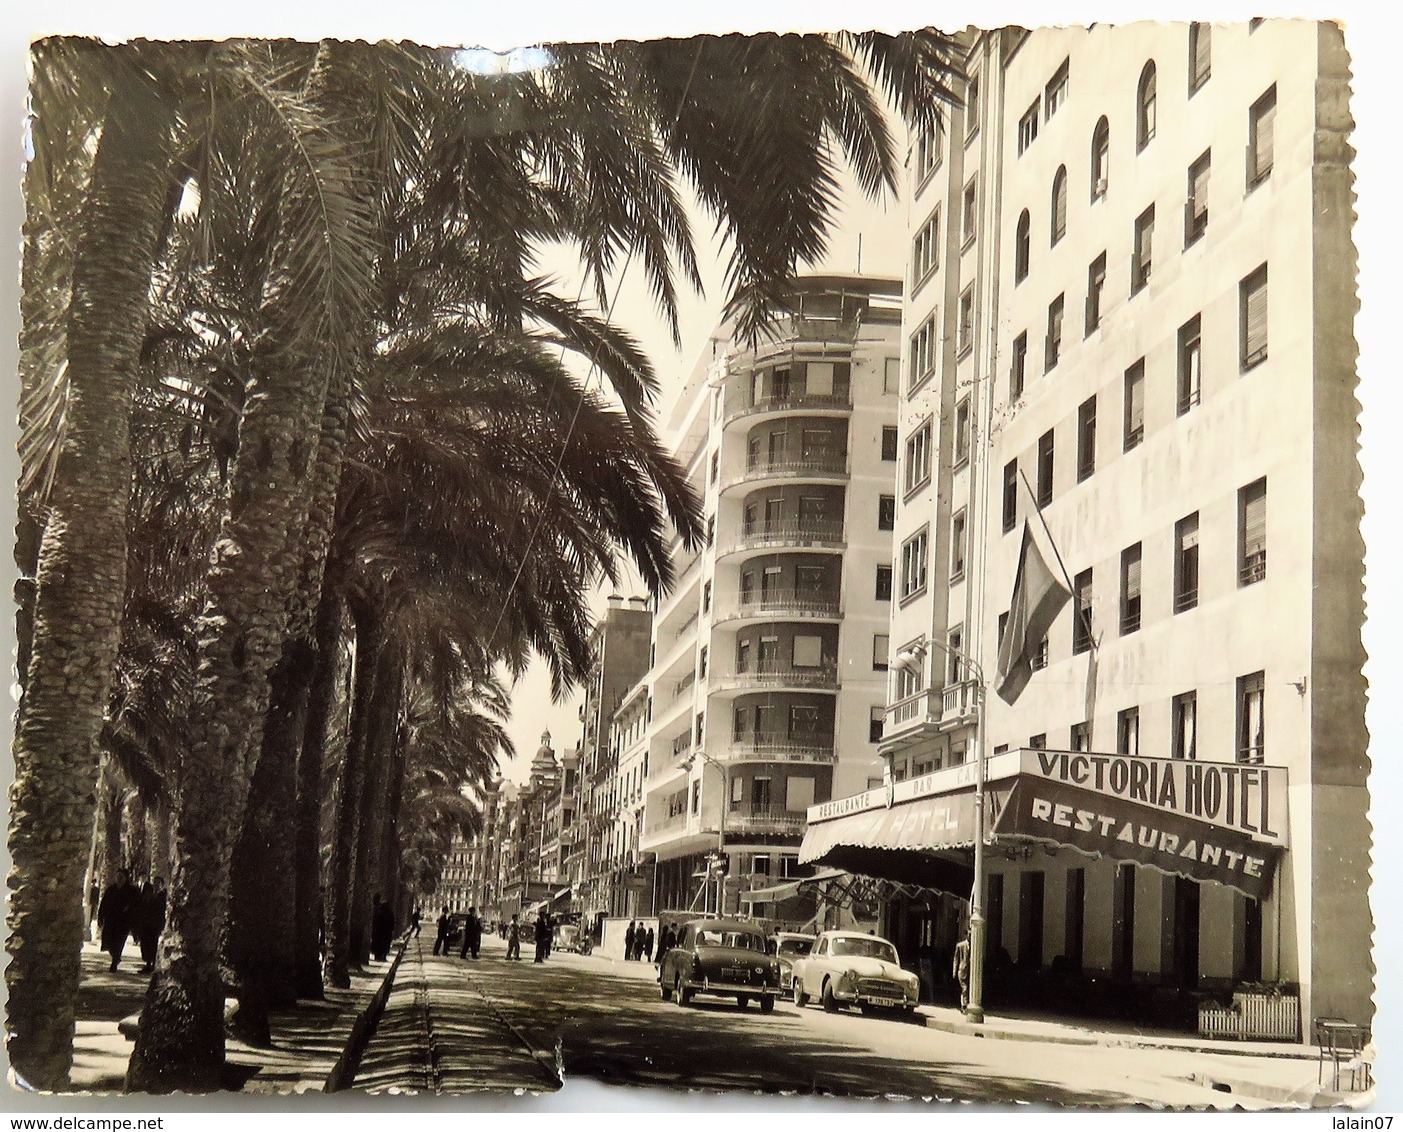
(1016, 467), (1078, 596)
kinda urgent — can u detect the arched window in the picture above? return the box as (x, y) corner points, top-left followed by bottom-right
(1137, 62), (1157, 150)
(1050, 167), (1068, 245)
(1091, 117), (1110, 200)
(1015, 210), (1031, 282)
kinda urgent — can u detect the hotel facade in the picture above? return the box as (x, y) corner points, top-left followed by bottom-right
(801, 21), (1368, 1034)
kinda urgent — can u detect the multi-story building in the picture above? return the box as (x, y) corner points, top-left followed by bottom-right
(608, 680), (653, 917)
(641, 274), (904, 915)
(463, 777), (514, 913)
(802, 21), (1367, 1034)
(573, 597), (654, 923)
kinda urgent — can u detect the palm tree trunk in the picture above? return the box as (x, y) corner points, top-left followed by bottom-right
(4, 83), (177, 1091)
(349, 646), (403, 966)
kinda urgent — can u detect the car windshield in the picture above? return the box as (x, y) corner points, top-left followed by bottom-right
(777, 939), (813, 958)
(830, 936), (899, 963)
(695, 929), (764, 950)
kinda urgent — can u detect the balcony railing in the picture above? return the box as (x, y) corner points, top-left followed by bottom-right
(716, 520), (845, 560)
(725, 803), (807, 833)
(723, 734), (836, 763)
(709, 664), (839, 693)
(723, 388), (853, 425)
(725, 455), (849, 490)
(941, 680), (980, 719)
(716, 589), (842, 623)
(885, 687), (941, 731)
(671, 669), (697, 702)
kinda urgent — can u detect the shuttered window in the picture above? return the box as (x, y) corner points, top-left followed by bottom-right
(1091, 117), (1110, 200)
(1077, 396), (1097, 482)
(1241, 264), (1268, 369)
(1011, 332), (1028, 399)
(1172, 691), (1198, 761)
(1137, 62), (1157, 150)
(1132, 205), (1154, 293)
(1051, 166), (1068, 245)
(1046, 294), (1065, 370)
(1120, 543), (1142, 635)
(1123, 360), (1145, 451)
(1237, 671), (1266, 764)
(1178, 314), (1202, 414)
(1015, 210), (1031, 282)
(1249, 85), (1276, 186)
(1188, 23), (1211, 93)
(1185, 150), (1210, 245)
(1239, 478), (1267, 585)
(1037, 430), (1055, 507)
(1073, 569), (1093, 654)
(1174, 512), (1200, 612)
(1086, 253), (1106, 334)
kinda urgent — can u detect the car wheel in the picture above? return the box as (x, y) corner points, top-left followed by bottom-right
(821, 980), (839, 1013)
(675, 976), (692, 1007)
(736, 996), (749, 1009)
(660, 976), (672, 1002)
(793, 980), (809, 1008)
(760, 995), (775, 1015)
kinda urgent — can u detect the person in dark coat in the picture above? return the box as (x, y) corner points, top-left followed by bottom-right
(370, 894), (395, 962)
(459, 906), (482, 959)
(533, 915), (549, 963)
(433, 906), (451, 955)
(137, 876), (167, 973)
(410, 906), (423, 938)
(624, 920), (637, 962)
(98, 870), (140, 972)
(506, 914), (522, 960)
(643, 925), (655, 963)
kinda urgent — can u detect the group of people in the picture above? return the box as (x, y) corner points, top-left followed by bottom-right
(430, 907), (556, 963)
(93, 869), (167, 974)
(622, 920), (655, 962)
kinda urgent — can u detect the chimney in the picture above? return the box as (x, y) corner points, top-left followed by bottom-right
(607, 593), (624, 609)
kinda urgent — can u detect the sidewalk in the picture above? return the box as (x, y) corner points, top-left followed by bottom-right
(70, 941), (391, 1093)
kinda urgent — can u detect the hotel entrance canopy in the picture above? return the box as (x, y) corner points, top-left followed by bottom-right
(799, 749), (1288, 901)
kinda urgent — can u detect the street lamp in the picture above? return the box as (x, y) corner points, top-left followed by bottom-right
(683, 750), (728, 915)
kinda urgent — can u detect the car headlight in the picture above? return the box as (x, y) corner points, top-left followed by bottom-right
(838, 970), (858, 993)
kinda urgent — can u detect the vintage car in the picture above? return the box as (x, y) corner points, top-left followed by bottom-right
(659, 918), (781, 1012)
(790, 930), (920, 1015)
(769, 931), (816, 991)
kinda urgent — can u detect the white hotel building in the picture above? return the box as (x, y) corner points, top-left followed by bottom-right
(800, 22), (1368, 1035)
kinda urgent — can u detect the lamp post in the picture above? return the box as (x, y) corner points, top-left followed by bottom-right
(685, 750), (728, 915)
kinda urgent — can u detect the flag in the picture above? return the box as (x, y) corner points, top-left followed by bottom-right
(995, 522), (1073, 705)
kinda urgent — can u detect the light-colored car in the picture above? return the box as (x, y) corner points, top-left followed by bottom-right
(790, 930), (920, 1015)
(770, 931), (816, 991)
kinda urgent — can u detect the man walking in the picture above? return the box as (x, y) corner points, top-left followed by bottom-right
(137, 876), (167, 974)
(624, 920), (637, 962)
(371, 894), (395, 962)
(643, 925), (655, 964)
(506, 913), (522, 960)
(409, 906), (423, 938)
(533, 914), (549, 963)
(953, 933), (972, 1012)
(97, 869), (139, 972)
(459, 906), (482, 960)
(433, 906), (451, 955)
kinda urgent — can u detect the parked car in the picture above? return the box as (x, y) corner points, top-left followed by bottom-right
(658, 918), (781, 1012)
(769, 931), (816, 991)
(790, 930), (920, 1016)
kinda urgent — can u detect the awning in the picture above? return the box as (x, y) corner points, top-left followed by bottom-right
(739, 867), (849, 905)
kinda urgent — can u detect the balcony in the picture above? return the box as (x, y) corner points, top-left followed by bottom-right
(708, 663), (839, 695)
(713, 589), (843, 626)
(715, 519), (845, 561)
(725, 803), (807, 835)
(722, 733), (836, 764)
(723, 388), (853, 427)
(720, 454), (849, 493)
(879, 680), (980, 755)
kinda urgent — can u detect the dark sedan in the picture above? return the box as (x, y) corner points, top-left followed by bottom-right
(658, 918), (780, 1012)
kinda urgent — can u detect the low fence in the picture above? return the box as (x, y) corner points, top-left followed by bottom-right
(1197, 991), (1301, 1042)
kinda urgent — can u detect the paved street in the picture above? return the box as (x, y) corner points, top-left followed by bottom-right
(352, 934), (1324, 1107)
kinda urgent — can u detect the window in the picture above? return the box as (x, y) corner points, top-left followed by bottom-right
(736, 638), (751, 674)
(905, 423), (932, 493)
(875, 564), (893, 601)
(1117, 706), (1140, 756)
(695, 711), (704, 745)
(1050, 166), (1068, 245)
(884, 358), (901, 396)
(1174, 512), (1200, 612)
(1036, 430), (1055, 508)
(1045, 294), (1064, 370)
(912, 207), (941, 287)
(1090, 116), (1110, 200)
(900, 528), (929, 600)
(699, 645), (708, 679)
(1241, 263), (1269, 370)
(1015, 210), (1031, 282)
(881, 425), (899, 461)
(869, 707), (884, 744)
(1185, 149), (1210, 245)
(915, 120), (943, 183)
(1236, 671), (1265, 764)
(1120, 543), (1142, 635)
(706, 515), (715, 546)
(958, 285), (975, 355)
(1073, 569), (1093, 654)
(950, 510), (967, 580)
(1123, 360), (1145, 451)
(793, 635), (823, 668)
(1177, 315), (1202, 415)
(1188, 22), (1211, 92)
(1248, 85), (1276, 187)
(1137, 61), (1157, 150)
(1045, 59), (1070, 118)
(947, 627), (964, 683)
(962, 178), (978, 245)
(710, 451), (719, 484)
(691, 780), (701, 814)
(1032, 637), (1049, 670)
(873, 634), (889, 671)
(1019, 100), (1040, 154)
(1132, 205), (1154, 293)
(965, 74), (980, 139)
(703, 580), (712, 613)
(1172, 691), (1198, 760)
(1029, 733), (1047, 751)
(1077, 396), (1097, 482)
(1071, 722), (1090, 752)
(896, 662), (920, 700)
(1011, 332), (1028, 400)
(1002, 460), (1018, 533)
(1239, 477), (1267, 585)
(878, 494), (896, 531)
(909, 315), (936, 388)
(954, 398), (971, 467)
(1085, 253), (1106, 335)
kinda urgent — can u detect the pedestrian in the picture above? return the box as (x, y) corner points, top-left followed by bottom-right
(137, 876), (167, 973)
(506, 914), (522, 960)
(459, 906), (482, 960)
(953, 934), (971, 1011)
(659, 922), (675, 962)
(643, 925), (655, 963)
(371, 894), (395, 962)
(97, 869), (140, 972)
(543, 912), (555, 959)
(533, 915), (549, 963)
(88, 881), (100, 941)
(624, 920), (637, 962)
(433, 906), (451, 955)
(410, 906), (423, 938)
